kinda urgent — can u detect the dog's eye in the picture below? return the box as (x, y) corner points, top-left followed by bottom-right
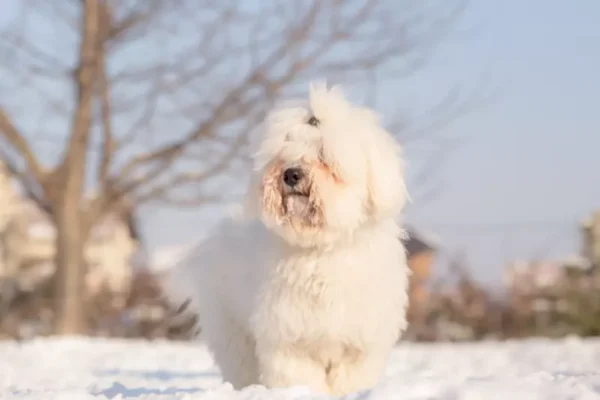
(307, 116), (320, 127)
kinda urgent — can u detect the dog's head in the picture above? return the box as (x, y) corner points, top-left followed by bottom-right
(244, 83), (408, 248)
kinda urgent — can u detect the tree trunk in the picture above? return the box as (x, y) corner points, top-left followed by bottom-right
(50, 0), (100, 336)
(53, 203), (88, 335)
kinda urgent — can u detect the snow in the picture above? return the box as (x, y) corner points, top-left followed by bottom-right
(2, 336), (600, 399)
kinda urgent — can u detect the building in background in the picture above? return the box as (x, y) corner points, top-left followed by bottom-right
(0, 161), (140, 297)
(403, 227), (439, 308)
(582, 210), (600, 270)
(502, 211), (600, 321)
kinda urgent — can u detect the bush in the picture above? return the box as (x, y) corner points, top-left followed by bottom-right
(404, 263), (600, 342)
(0, 269), (197, 340)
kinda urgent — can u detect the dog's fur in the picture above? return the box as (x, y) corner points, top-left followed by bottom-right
(165, 83), (410, 396)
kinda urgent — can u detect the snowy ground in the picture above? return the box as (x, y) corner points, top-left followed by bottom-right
(2, 337), (600, 400)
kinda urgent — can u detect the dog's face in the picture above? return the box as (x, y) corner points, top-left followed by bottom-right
(245, 83), (408, 248)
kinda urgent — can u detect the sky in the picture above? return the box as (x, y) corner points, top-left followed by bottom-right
(145, 0), (600, 286)
(401, 0), (600, 285)
(1, 0), (599, 287)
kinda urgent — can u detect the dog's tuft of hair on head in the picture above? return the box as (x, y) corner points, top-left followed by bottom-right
(244, 82), (408, 248)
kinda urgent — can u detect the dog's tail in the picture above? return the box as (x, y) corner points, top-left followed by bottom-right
(157, 240), (205, 338)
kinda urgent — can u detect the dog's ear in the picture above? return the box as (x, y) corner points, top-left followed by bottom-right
(240, 172), (261, 220)
(365, 127), (409, 220)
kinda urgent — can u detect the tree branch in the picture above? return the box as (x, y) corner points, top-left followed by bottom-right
(0, 147), (50, 213)
(112, 0), (325, 185)
(2, 0), (475, 227)
(97, 2), (115, 194)
(0, 109), (47, 183)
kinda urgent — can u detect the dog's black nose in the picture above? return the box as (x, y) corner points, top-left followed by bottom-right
(283, 168), (303, 187)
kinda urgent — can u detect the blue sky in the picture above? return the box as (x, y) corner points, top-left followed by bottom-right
(401, 0), (600, 285)
(1, 0), (599, 287)
(144, 0), (600, 286)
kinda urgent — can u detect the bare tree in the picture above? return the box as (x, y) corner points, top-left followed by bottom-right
(0, 0), (472, 334)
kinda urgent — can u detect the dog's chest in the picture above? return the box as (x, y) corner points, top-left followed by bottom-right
(257, 251), (383, 343)
(277, 255), (361, 307)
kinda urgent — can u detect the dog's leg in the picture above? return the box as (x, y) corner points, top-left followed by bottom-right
(256, 345), (329, 394)
(203, 310), (259, 390)
(326, 352), (387, 396)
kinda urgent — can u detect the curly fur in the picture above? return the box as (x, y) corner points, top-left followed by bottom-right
(164, 82), (411, 396)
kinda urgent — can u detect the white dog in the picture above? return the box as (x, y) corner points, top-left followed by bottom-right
(165, 83), (410, 396)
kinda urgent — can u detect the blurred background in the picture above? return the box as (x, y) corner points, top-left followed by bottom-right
(0, 0), (598, 342)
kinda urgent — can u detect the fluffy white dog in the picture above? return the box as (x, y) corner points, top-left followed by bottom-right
(165, 83), (410, 396)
